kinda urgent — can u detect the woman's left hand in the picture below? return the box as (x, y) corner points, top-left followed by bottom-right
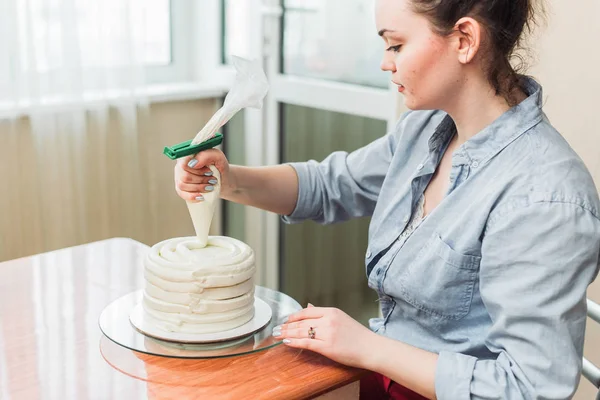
(272, 305), (377, 369)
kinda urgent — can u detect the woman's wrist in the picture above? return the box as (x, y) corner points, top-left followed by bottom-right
(361, 333), (439, 398)
(221, 165), (241, 200)
(359, 331), (387, 372)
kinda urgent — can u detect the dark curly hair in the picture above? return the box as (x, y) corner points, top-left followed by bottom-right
(409, 0), (546, 106)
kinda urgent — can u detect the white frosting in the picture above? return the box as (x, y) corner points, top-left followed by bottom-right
(143, 235), (256, 334)
(186, 165), (221, 247)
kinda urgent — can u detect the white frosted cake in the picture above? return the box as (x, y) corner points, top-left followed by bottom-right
(142, 235), (256, 334)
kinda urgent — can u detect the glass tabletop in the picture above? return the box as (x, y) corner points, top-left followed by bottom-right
(98, 286), (302, 359)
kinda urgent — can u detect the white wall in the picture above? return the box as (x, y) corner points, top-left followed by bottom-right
(529, 0), (600, 185)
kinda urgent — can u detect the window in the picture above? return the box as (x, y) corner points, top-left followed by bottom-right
(222, 0), (253, 65)
(0, 0), (197, 96)
(0, 0), (230, 111)
(282, 0), (388, 88)
(18, 0), (171, 72)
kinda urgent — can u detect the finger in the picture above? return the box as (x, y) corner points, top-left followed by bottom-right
(186, 166), (214, 177)
(180, 155), (194, 167)
(287, 307), (326, 323)
(180, 161), (213, 177)
(185, 154), (201, 168)
(276, 319), (316, 330)
(176, 182), (217, 194)
(278, 318), (321, 331)
(176, 160), (205, 178)
(308, 303), (314, 308)
(282, 338), (322, 352)
(175, 189), (205, 202)
(278, 327), (324, 341)
(177, 173), (217, 185)
(185, 149), (223, 171)
(200, 166), (216, 177)
(184, 165), (214, 177)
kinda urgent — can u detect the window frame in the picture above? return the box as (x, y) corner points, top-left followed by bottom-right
(143, 0), (236, 90)
(146, 0), (192, 84)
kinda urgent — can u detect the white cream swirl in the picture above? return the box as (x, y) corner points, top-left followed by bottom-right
(143, 236), (256, 334)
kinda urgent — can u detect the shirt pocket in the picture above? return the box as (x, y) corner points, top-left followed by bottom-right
(397, 234), (480, 320)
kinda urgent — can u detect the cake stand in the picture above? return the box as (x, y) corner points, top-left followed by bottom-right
(98, 286), (302, 359)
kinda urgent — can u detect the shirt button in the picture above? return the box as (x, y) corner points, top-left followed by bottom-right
(366, 250), (372, 258)
(417, 163), (424, 170)
(471, 161), (479, 168)
(403, 216), (409, 223)
(376, 269), (382, 276)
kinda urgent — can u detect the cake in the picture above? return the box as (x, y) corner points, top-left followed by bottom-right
(142, 235), (256, 334)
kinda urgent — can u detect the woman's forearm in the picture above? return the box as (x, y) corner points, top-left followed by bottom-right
(222, 164), (299, 216)
(364, 333), (439, 399)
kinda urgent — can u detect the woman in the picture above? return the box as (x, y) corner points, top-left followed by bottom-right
(175, 0), (600, 398)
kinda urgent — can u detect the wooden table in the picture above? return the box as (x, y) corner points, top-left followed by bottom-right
(0, 238), (366, 399)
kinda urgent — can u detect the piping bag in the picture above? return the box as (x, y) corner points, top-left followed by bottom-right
(163, 56), (269, 247)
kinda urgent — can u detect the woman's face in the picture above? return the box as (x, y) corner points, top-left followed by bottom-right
(375, 0), (463, 111)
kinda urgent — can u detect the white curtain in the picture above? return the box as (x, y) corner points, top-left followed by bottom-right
(0, 0), (150, 115)
(0, 0), (156, 258)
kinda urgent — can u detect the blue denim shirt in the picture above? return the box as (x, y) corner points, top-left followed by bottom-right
(283, 77), (600, 399)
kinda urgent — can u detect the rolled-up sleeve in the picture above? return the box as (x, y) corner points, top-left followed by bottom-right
(435, 199), (600, 399)
(282, 130), (398, 225)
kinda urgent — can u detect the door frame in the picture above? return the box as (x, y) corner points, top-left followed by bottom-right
(240, 0), (402, 289)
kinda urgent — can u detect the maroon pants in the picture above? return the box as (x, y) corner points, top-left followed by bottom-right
(359, 372), (429, 400)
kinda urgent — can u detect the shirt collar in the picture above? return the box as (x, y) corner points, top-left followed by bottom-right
(428, 76), (544, 168)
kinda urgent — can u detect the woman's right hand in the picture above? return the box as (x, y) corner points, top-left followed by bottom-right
(174, 148), (234, 202)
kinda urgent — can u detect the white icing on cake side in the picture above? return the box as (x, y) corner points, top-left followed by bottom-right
(143, 236), (256, 334)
